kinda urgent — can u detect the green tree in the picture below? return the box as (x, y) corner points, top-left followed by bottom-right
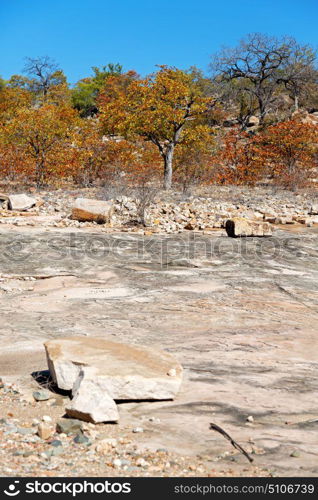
(72, 63), (123, 116)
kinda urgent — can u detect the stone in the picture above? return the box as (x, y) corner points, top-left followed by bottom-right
(33, 389), (51, 401)
(42, 415), (52, 423)
(290, 450), (300, 458)
(56, 418), (83, 435)
(50, 439), (63, 447)
(309, 204), (318, 215)
(95, 438), (117, 454)
(37, 423), (53, 440)
(45, 337), (183, 400)
(8, 194), (36, 211)
(73, 433), (91, 445)
(66, 372), (119, 424)
(225, 218), (272, 237)
(71, 198), (113, 223)
(246, 115), (260, 127)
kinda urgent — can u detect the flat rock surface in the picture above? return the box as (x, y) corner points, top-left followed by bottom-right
(0, 225), (318, 476)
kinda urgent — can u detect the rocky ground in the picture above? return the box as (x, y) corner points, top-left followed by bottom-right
(0, 186), (318, 477)
(0, 379), (267, 477)
(1, 185), (318, 233)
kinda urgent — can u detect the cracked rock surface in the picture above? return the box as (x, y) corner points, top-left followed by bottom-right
(0, 222), (318, 476)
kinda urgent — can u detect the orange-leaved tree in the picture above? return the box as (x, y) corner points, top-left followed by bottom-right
(174, 125), (216, 192)
(71, 119), (145, 186)
(253, 120), (318, 189)
(99, 66), (214, 189)
(0, 103), (79, 187)
(214, 128), (263, 185)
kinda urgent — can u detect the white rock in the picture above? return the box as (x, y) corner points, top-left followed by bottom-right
(309, 204), (318, 215)
(8, 194), (36, 211)
(66, 370), (119, 423)
(45, 337), (182, 400)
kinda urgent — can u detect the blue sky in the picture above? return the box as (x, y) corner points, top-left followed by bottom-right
(1, 0), (317, 84)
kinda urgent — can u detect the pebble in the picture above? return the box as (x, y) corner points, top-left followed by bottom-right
(56, 419), (83, 435)
(132, 427), (144, 433)
(113, 458), (122, 468)
(73, 433), (90, 445)
(290, 450), (300, 458)
(50, 440), (63, 447)
(37, 423), (54, 440)
(33, 390), (51, 401)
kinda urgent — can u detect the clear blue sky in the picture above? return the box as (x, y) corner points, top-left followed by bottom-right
(1, 0), (317, 85)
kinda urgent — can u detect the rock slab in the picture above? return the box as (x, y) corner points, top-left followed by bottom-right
(71, 198), (113, 223)
(225, 218), (272, 237)
(45, 337), (183, 423)
(8, 194), (36, 211)
(66, 369), (119, 423)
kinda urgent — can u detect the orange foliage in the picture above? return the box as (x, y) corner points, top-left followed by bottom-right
(0, 102), (79, 186)
(214, 129), (262, 185)
(253, 120), (318, 188)
(99, 66), (214, 188)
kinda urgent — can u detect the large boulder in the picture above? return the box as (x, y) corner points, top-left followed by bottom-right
(7, 194), (36, 211)
(44, 337), (182, 422)
(225, 218), (272, 237)
(71, 198), (113, 223)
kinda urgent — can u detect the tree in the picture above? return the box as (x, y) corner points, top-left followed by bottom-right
(211, 33), (315, 125)
(0, 103), (79, 187)
(72, 63), (124, 116)
(214, 128), (262, 185)
(0, 85), (32, 123)
(23, 56), (66, 100)
(71, 120), (142, 186)
(99, 66), (214, 189)
(277, 45), (317, 111)
(174, 125), (215, 192)
(253, 120), (318, 189)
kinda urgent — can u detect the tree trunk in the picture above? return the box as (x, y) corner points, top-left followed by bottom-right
(294, 94), (299, 112)
(36, 158), (45, 188)
(163, 146), (174, 190)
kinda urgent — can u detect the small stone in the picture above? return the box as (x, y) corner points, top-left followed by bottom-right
(50, 439), (63, 447)
(290, 450), (300, 458)
(42, 415), (52, 423)
(33, 390), (51, 401)
(37, 423), (53, 440)
(113, 458), (122, 468)
(18, 427), (36, 435)
(51, 446), (64, 457)
(136, 457), (148, 467)
(56, 419), (83, 435)
(132, 427), (144, 433)
(246, 415), (254, 423)
(167, 368), (177, 377)
(95, 438), (117, 454)
(73, 433), (90, 445)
